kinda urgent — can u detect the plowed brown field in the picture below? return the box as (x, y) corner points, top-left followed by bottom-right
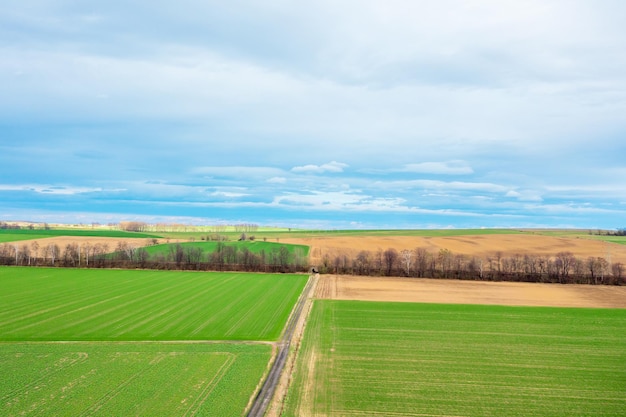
(17, 236), (158, 250)
(283, 234), (626, 265)
(316, 274), (626, 308)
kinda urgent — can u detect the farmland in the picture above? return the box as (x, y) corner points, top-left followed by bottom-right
(0, 267), (309, 415)
(0, 267), (307, 341)
(142, 240), (310, 263)
(283, 300), (626, 417)
(0, 342), (270, 416)
(0, 228), (159, 242)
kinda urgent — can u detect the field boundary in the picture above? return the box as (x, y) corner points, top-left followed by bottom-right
(247, 274), (317, 417)
(317, 274), (626, 308)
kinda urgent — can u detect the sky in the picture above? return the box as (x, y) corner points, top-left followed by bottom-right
(1, 0), (625, 230)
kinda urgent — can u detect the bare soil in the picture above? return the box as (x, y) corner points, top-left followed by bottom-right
(16, 236), (162, 251)
(316, 274), (626, 308)
(283, 234), (626, 265)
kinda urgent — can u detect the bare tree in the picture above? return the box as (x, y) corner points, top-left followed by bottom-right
(30, 241), (40, 266)
(414, 248), (429, 277)
(354, 250), (371, 275)
(44, 243), (60, 266)
(119, 221), (147, 232)
(82, 242), (92, 266)
(383, 248), (398, 276)
(555, 252), (576, 283)
(438, 249), (453, 277)
(611, 262), (624, 284)
(587, 257), (609, 285)
(63, 243), (79, 266)
(400, 249), (412, 276)
(293, 248), (306, 270)
(19, 244), (31, 265)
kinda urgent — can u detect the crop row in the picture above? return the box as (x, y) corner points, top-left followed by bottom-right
(0, 342), (270, 416)
(0, 267), (307, 341)
(284, 300), (626, 416)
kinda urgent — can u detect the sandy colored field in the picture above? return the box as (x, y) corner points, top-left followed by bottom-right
(284, 233), (626, 265)
(316, 274), (626, 308)
(14, 236), (159, 251)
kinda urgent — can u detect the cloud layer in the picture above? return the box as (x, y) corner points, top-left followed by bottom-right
(1, 1), (625, 228)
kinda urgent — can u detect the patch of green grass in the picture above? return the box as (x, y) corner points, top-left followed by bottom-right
(0, 267), (307, 341)
(0, 233), (52, 243)
(526, 229), (626, 246)
(284, 300), (626, 417)
(0, 341), (270, 416)
(144, 240), (310, 258)
(0, 228), (160, 242)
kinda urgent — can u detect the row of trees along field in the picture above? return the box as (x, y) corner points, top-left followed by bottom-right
(319, 247), (624, 285)
(1, 241), (624, 285)
(0, 241), (308, 273)
(118, 221), (260, 233)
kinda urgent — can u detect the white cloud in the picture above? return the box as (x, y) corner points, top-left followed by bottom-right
(401, 161), (474, 175)
(192, 166), (286, 178)
(291, 161), (349, 174)
(506, 190), (543, 202)
(0, 1), (625, 228)
(0, 184), (105, 195)
(374, 179), (510, 194)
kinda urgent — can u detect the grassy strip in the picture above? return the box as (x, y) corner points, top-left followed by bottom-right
(0, 341), (270, 416)
(143, 240), (310, 258)
(0, 267), (307, 341)
(0, 228), (160, 242)
(284, 300), (626, 417)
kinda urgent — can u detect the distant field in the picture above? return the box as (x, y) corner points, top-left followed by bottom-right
(0, 228), (159, 243)
(285, 231), (626, 266)
(284, 300), (626, 417)
(153, 228), (526, 242)
(143, 240), (310, 258)
(294, 228), (524, 237)
(0, 267), (307, 341)
(0, 342), (270, 416)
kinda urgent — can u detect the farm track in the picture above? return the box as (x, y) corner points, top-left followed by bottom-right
(247, 274), (317, 417)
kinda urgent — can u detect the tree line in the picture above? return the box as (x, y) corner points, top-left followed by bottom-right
(1, 240), (624, 285)
(318, 247), (624, 285)
(0, 240), (308, 273)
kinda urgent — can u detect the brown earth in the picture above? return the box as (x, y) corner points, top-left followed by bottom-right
(14, 236), (160, 251)
(283, 234), (626, 265)
(316, 274), (626, 308)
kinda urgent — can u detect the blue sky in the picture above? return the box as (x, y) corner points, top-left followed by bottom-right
(1, 0), (625, 229)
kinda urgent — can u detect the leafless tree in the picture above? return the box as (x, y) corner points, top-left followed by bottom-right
(354, 250), (371, 275)
(611, 262), (624, 284)
(587, 257), (609, 285)
(555, 252), (576, 283)
(383, 248), (398, 276)
(414, 248), (429, 277)
(438, 249), (453, 277)
(119, 221), (147, 232)
(30, 241), (40, 265)
(63, 243), (79, 266)
(19, 244), (31, 265)
(44, 243), (60, 265)
(400, 249), (412, 276)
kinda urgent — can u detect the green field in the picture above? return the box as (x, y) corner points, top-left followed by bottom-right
(0, 342), (270, 416)
(143, 240), (310, 258)
(0, 267), (309, 415)
(284, 300), (626, 417)
(0, 228), (159, 243)
(0, 267), (307, 341)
